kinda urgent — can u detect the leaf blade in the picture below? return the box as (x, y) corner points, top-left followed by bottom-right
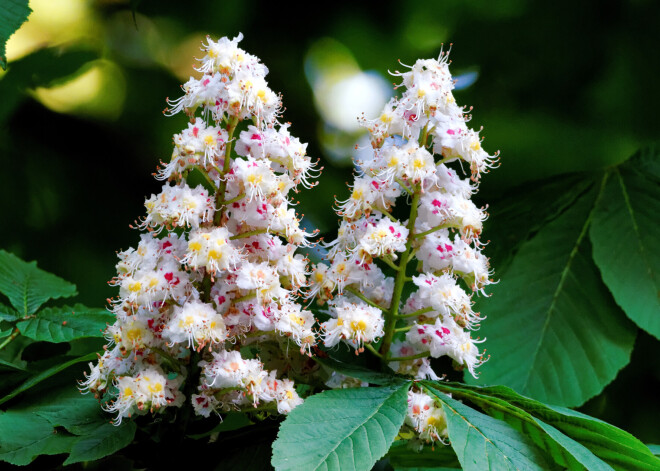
(0, 0), (31, 70)
(434, 382), (660, 471)
(424, 386), (553, 471)
(470, 189), (636, 406)
(63, 421), (136, 466)
(0, 352), (98, 406)
(590, 156), (660, 339)
(16, 304), (113, 343)
(0, 251), (77, 316)
(272, 383), (410, 471)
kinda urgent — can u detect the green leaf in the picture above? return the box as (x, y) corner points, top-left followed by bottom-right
(0, 357), (26, 371)
(0, 410), (77, 465)
(590, 154), (660, 339)
(63, 421), (136, 466)
(425, 382), (612, 470)
(426, 389), (554, 471)
(434, 383), (660, 471)
(482, 173), (594, 272)
(0, 0), (31, 70)
(16, 304), (113, 343)
(0, 251), (77, 316)
(0, 303), (20, 321)
(272, 382), (411, 471)
(0, 352), (98, 406)
(32, 384), (108, 435)
(386, 441), (461, 470)
(647, 445), (660, 457)
(470, 189), (636, 406)
(315, 356), (404, 386)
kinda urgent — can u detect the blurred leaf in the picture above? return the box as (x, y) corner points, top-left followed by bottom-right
(590, 149), (660, 339)
(188, 412), (253, 439)
(0, 0), (31, 70)
(0, 250), (77, 316)
(63, 421), (136, 466)
(480, 173), (594, 272)
(32, 384), (108, 435)
(425, 382), (613, 470)
(272, 382), (411, 471)
(647, 445), (660, 457)
(0, 356), (25, 371)
(0, 351), (97, 406)
(426, 390), (554, 471)
(314, 356), (404, 386)
(0, 48), (97, 124)
(471, 189), (636, 407)
(432, 382), (660, 471)
(0, 410), (76, 466)
(16, 304), (113, 343)
(386, 441), (460, 470)
(0, 303), (20, 321)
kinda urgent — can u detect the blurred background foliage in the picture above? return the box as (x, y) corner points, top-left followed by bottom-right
(1, 0), (658, 445)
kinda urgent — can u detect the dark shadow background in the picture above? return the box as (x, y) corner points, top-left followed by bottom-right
(1, 0), (658, 444)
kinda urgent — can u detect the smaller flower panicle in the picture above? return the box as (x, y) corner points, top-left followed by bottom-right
(315, 47), (497, 445)
(84, 34), (320, 427)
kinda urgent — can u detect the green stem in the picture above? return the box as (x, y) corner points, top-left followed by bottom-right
(233, 292), (256, 304)
(414, 223), (451, 239)
(364, 343), (383, 358)
(395, 306), (433, 319)
(375, 208), (397, 222)
(393, 324), (415, 333)
(196, 166), (216, 189)
(0, 328), (19, 351)
(380, 184), (421, 359)
(230, 228), (268, 240)
(345, 287), (389, 313)
(387, 351), (429, 362)
(419, 122), (429, 147)
(378, 255), (401, 272)
(215, 115), (240, 225)
(394, 177), (414, 195)
(220, 193), (246, 206)
(151, 347), (184, 372)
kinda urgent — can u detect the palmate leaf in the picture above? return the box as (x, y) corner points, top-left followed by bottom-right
(590, 148), (660, 339)
(469, 188), (636, 407)
(16, 304), (113, 343)
(0, 352), (98, 406)
(272, 382), (410, 471)
(0, 383), (135, 466)
(0, 251), (77, 317)
(63, 421), (137, 466)
(424, 388), (555, 471)
(0, 0), (31, 70)
(0, 409), (78, 465)
(429, 382), (660, 471)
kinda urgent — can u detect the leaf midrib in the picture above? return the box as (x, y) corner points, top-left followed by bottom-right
(616, 168), (659, 295)
(521, 199), (595, 397)
(309, 386), (404, 471)
(442, 399), (521, 470)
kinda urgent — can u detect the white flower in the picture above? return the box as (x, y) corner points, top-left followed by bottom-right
(183, 227), (242, 274)
(322, 299), (385, 351)
(164, 300), (228, 348)
(406, 390), (448, 442)
(358, 218), (409, 259)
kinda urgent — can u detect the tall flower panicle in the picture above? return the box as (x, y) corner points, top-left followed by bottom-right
(82, 34), (320, 424)
(311, 47), (498, 444)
